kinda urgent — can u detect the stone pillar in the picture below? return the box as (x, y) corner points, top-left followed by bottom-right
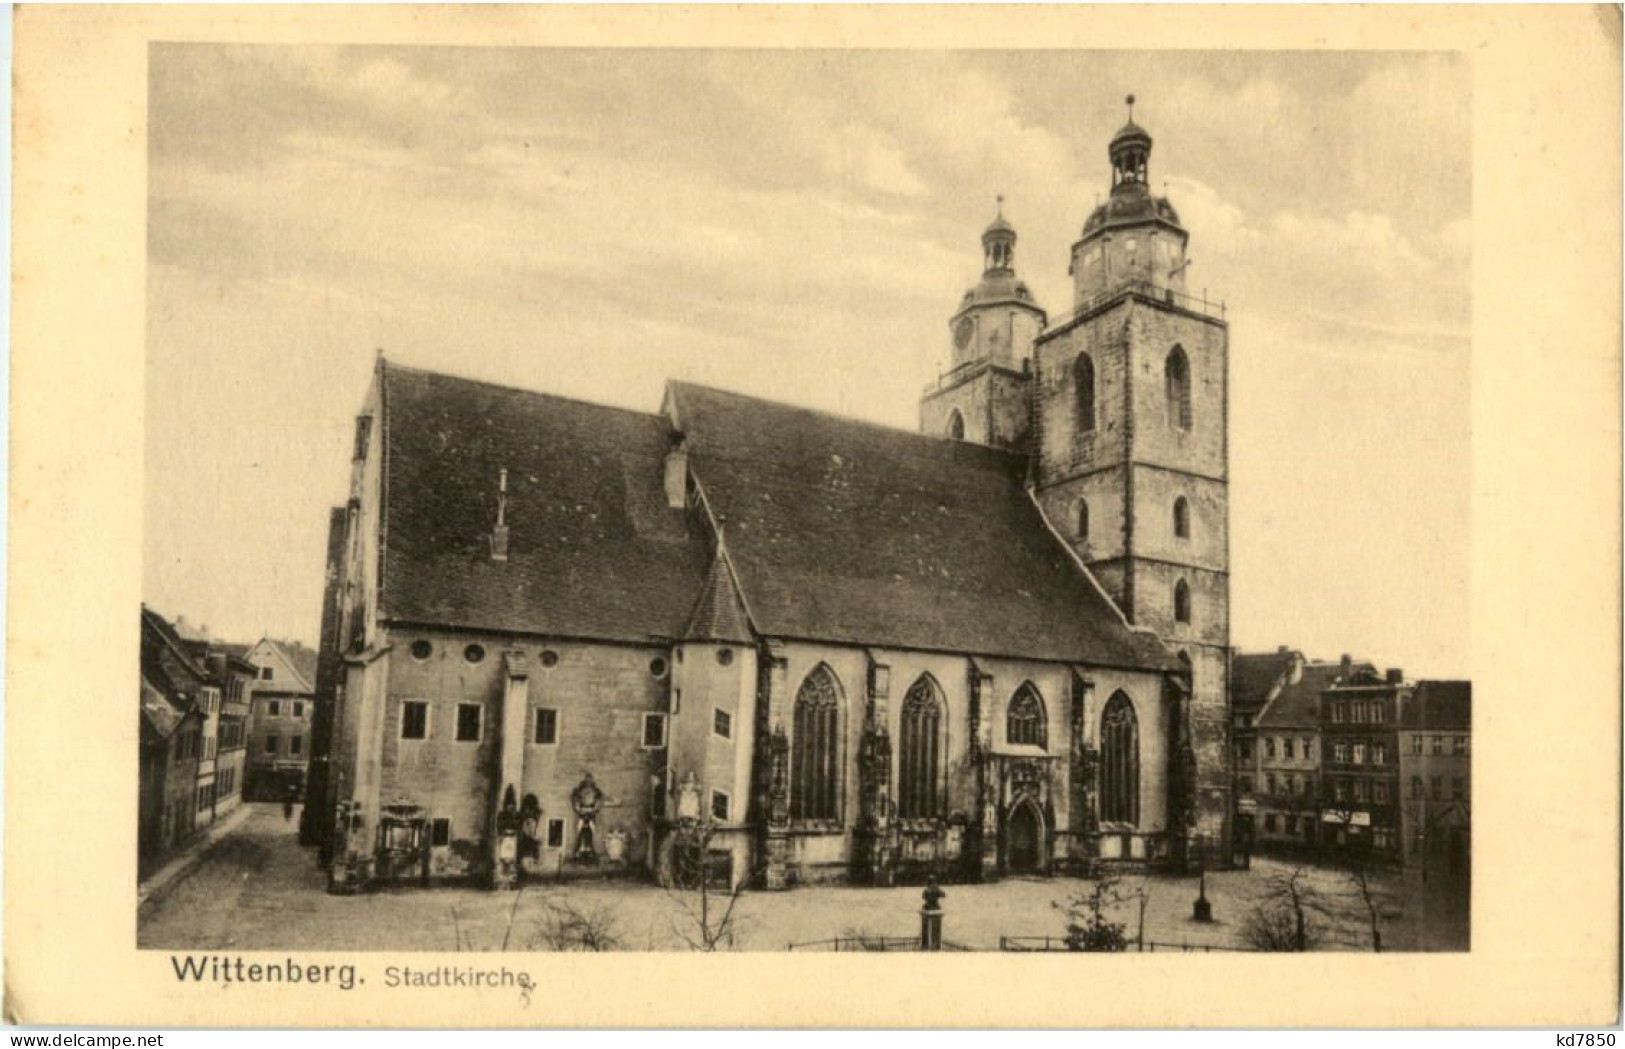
(858, 656), (896, 885)
(919, 878), (946, 950)
(758, 642), (792, 890)
(491, 650), (530, 889)
(965, 661), (998, 881)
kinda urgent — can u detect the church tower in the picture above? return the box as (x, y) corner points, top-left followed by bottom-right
(919, 201), (1047, 450)
(1033, 98), (1232, 859)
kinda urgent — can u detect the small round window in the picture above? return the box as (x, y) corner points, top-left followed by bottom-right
(540, 650), (560, 669)
(650, 657), (669, 678)
(409, 640), (433, 662)
(716, 648), (734, 667)
(464, 644), (486, 664)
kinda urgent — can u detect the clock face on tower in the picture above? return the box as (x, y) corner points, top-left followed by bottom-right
(953, 316), (975, 352)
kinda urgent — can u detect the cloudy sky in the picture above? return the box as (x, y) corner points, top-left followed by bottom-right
(146, 46), (1470, 676)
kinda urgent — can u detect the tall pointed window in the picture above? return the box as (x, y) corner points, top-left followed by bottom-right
(790, 665), (841, 822)
(1173, 496), (1190, 539)
(1074, 353), (1097, 433)
(1165, 346), (1192, 431)
(1077, 498), (1090, 541)
(898, 676), (944, 819)
(1100, 691), (1140, 825)
(946, 410), (965, 441)
(1174, 579), (1192, 624)
(1007, 683), (1047, 748)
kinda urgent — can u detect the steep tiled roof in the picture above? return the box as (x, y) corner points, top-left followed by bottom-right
(1231, 650), (1296, 715)
(141, 675), (186, 739)
(1257, 662), (1351, 729)
(279, 641), (320, 685)
(685, 545), (754, 644)
(378, 363), (711, 643)
(669, 381), (1173, 669)
(1403, 680), (1471, 731)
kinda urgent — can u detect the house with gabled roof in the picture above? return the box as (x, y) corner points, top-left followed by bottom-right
(237, 637), (318, 800)
(310, 111), (1233, 893)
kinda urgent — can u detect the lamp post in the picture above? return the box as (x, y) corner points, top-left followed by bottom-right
(919, 876), (946, 951)
(1192, 833), (1214, 923)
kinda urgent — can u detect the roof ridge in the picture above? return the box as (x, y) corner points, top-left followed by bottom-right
(382, 358), (663, 423)
(667, 379), (1026, 462)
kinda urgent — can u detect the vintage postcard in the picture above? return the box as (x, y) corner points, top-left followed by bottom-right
(7, 3), (1620, 1029)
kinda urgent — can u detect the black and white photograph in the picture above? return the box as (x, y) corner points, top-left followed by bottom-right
(6, 3), (1619, 1031)
(136, 44), (1473, 955)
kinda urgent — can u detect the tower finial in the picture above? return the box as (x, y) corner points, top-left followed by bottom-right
(1126, 93), (1136, 120)
(996, 193), (1005, 215)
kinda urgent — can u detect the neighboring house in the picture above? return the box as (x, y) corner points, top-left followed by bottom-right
(1398, 680), (1471, 877)
(1320, 658), (1407, 862)
(310, 112), (1235, 894)
(238, 638), (318, 800)
(1252, 658), (1355, 852)
(138, 659), (204, 878)
(1228, 648), (1299, 851)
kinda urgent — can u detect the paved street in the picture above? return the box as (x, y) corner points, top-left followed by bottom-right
(139, 804), (1467, 952)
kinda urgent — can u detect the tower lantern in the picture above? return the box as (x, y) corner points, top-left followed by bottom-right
(1109, 94), (1153, 190)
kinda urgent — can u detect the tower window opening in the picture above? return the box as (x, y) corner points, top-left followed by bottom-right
(946, 410), (965, 441)
(1077, 498), (1090, 541)
(1165, 346), (1192, 431)
(1174, 578), (1192, 624)
(1173, 496), (1190, 539)
(1074, 353), (1097, 433)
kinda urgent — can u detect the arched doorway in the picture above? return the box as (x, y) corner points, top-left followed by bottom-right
(1005, 799), (1046, 874)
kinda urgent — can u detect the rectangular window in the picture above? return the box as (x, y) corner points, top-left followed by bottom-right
(268, 700), (280, 717)
(290, 735), (303, 756)
(1333, 703), (1346, 724)
(1352, 701), (1365, 723)
(1431, 775), (1443, 800)
(294, 702), (304, 718)
(431, 818), (451, 847)
(1431, 735), (1444, 755)
(1265, 773), (1276, 795)
(672, 688), (682, 716)
(1412, 735), (1423, 754)
(1333, 742), (1348, 763)
(354, 414), (373, 461)
(1452, 777), (1464, 800)
(711, 790), (731, 822)
(546, 819), (565, 848)
(1411, 775), (1424, 798)
(534, 707), (559, 745)
(455, 704), (483, 743)
(1334, 779), (1348, 802)
(1352, 743), (1366, 765)
(401, 701), (429, 740)
(1302, 738), (1314, 760)
(1373, 782), (1388, 804)
(1238, 776), (1253, 794)
(1263, 814), (1277, 833)
(1264, 738), (1276, 759)
(642, 713), (667, 749)
(1352, 779), (1366, 802)
(1454, 735), (1468, 756)
(1373, 743), (1386, 765)
(713, 708), (732, 740)
(1372, 702), (1386, 723)
(1283, 738), (1294, 759)
(264, 734), (278, 755)
(261, 666), (274, 681)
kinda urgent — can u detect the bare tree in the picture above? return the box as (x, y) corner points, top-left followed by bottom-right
(530, 898), (625, 952)
(1242, 865), (1320, 952)
(662, 821), (758, 951)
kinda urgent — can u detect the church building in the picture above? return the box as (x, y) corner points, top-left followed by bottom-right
(307, 104), (1232, 892)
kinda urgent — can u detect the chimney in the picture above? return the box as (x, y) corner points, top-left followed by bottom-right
(664, 432), (689, 509)
(1386, 668), (1404, 685)
(1340, 653), (1352, 679)
(1277, 645), (1290, 654)
(490, 468), (510, 562)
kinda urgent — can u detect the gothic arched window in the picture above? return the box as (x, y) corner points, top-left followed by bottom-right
(946, 410), (965, 441)
(1174, 578), (1192, 624)
(1165, 346), (1192, 431)
(898, 676), (944, 819)
(1074, 353), (1097, 433)
(791, 665), (841, 822)
(1077, 498), (1090, 541)
(1100, 691), (1140, 825)
(1173, 496), (1190, 539)
(1007, 683), (1047, 749)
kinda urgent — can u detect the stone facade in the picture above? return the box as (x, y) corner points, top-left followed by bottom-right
(310, 110), (1228, 894)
